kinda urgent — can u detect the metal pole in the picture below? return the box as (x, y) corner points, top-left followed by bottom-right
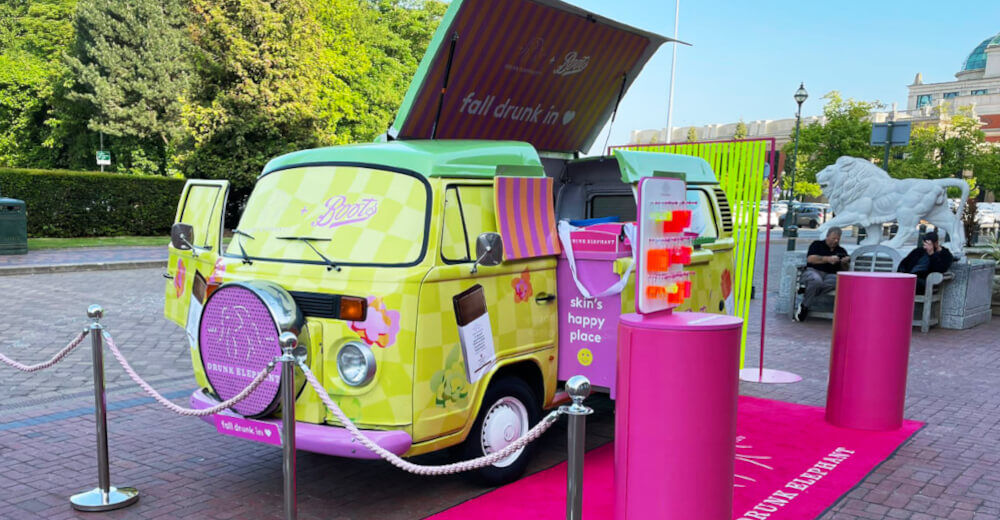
(883, 121), (894, 175)
(664, 0), (680, 144)
(562, 376), (593, 520)
(99, 132), (104, 173)
(70, 305), (139, 512)
(279, 332), (304, 520)
(787, 102), (803, 251)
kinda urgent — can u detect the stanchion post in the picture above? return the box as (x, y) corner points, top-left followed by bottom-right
(70, 305), (139, 512)
(278, 332), (306, 520)
(561, 376), (593, 520)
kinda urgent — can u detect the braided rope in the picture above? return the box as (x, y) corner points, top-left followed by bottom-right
(104, 332), (276, 417)
(300, 362), (562, 475)
(0, 330), (89, 372)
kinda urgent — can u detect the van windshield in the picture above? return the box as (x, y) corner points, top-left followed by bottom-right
(229, 165), (430, 267)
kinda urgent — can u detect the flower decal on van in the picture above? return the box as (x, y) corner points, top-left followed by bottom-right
(207, 257), (227, 285)
(350, 296), (401, 348)
(174, 258), (186, 298)
(721, 268), (735, 315)
(511, 269), (533, 303)
(431, 347), (468, 407)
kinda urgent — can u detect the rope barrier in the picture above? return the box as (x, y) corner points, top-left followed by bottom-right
(298, 362), (562, 475)
(0, 330), (89, 372)
(2, 325), (563, 476)
(103, 332), (276, 417)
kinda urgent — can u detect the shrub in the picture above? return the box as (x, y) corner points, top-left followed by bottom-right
(0, 168), (185, 237)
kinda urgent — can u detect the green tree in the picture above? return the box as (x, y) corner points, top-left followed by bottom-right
(782, 91), (882, 198)
(65, 0), (192, 175)
(895, 106), (996, 186)
(313, 0), (446, 144)
(734, 119), (747, 139)
(686, 127), (698, 142)
(0, 0), (80, 168)
(181, 0), (327, 193)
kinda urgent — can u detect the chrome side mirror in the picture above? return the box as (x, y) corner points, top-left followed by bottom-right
(472, 232), (503, 274)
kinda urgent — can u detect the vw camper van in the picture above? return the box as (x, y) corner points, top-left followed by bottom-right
(165, 0), (734, 485)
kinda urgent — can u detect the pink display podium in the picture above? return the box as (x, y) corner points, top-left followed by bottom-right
(615, 311), (743, 520)
(826, 272), (916, 431)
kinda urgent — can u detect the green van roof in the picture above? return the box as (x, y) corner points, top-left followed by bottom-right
(261, 140), (545, 179)
(613, 150), (718, 185)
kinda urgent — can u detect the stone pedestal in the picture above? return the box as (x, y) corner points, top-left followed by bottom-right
(941, 259), (995, 330)
(778, 251), (807, 315)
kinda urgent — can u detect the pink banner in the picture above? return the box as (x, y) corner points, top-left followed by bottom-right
(214, 415), (282, 446)
(397, 0), (662, 153)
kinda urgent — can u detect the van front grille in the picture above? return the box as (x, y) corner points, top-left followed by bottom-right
(289, 291), (341, 319)
(713, 187), (734, 233)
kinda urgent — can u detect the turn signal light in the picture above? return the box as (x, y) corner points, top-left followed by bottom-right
(206, 282), (221, 299)
(338, 296), (367, 321)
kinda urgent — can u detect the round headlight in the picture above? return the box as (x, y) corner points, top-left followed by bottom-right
(337, 342), (376, 387)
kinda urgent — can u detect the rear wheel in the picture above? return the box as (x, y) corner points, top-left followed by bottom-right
(460, 377), (540, 486)
(809, 220), (818, 229)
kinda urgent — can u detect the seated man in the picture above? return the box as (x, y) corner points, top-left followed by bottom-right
(897, 231), (954, 293)
(795, 226), (848, 321)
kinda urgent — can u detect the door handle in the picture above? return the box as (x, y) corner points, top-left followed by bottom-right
(535, 293), (556, 304)
(162, 273), (174, 280)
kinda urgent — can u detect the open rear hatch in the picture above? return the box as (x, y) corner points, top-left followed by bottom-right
(390, 0), (679, 155)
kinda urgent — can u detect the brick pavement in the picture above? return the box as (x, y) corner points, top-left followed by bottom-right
(0, 242), (998, 519)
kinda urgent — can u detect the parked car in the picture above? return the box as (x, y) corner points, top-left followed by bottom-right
(779, 205), (826, 228)
(758, 206), (779, 228)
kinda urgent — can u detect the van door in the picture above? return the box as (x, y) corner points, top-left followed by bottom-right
(164, 180), (229, 331)
(413, 182), (557, 443)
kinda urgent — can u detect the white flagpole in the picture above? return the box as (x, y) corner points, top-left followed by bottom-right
(664, 0), (679, 144)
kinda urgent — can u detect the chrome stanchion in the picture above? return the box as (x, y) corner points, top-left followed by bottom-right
(278, 332), (305, 520)
(560, 376), (593, 520)
(70, 305), (139, 512)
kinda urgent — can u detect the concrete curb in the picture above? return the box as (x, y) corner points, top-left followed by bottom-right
(0, 259), (167, 276)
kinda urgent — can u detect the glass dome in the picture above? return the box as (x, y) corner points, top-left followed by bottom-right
(961, 33), (1000, 72)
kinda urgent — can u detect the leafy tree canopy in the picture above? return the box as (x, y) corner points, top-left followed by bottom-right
(66, 0), (192, 174)
(0, 0), (446, 186)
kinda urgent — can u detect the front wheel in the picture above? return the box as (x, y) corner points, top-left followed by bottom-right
(460, 377), (540, 486)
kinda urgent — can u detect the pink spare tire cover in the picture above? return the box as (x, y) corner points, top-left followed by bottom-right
(199, 284), (282, 417)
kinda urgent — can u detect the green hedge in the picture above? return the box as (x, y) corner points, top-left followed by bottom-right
(0, 168), (186, 238)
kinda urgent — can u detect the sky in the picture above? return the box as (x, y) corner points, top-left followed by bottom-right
(567, 0), (1000, 155)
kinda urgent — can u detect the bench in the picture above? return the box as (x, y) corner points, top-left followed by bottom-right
(915, 271), (953, 333)
(790, 245), (901, 320)
(789, 244), (952, 332)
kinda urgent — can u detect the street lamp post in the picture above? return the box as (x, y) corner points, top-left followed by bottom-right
(786, 83), (808, 251)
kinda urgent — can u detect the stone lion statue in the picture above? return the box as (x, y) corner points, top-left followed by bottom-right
(815, 156), (968, 254)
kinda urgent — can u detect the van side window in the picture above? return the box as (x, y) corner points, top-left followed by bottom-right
(456, 185), (497, 256)
(441, 187), (470, 262)
(179, 185), (222, 247)
(687, 188), (719, 239)
(588, 194), (636, 221)
(441, 185), (498, 263)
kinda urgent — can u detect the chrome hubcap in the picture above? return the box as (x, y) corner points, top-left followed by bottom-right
(481, 396), (528, 468)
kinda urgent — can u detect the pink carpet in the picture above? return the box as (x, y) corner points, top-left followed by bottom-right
(429, 396), (923, 520)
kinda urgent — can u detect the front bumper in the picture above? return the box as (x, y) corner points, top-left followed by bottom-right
(190, 389), (412, 459)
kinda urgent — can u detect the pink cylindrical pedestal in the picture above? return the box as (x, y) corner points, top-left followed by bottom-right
(615, 311), (743, 520)
(826, 272), (916, 431)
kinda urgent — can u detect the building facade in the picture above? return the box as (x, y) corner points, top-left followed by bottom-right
(631, 31), (1000, 146)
